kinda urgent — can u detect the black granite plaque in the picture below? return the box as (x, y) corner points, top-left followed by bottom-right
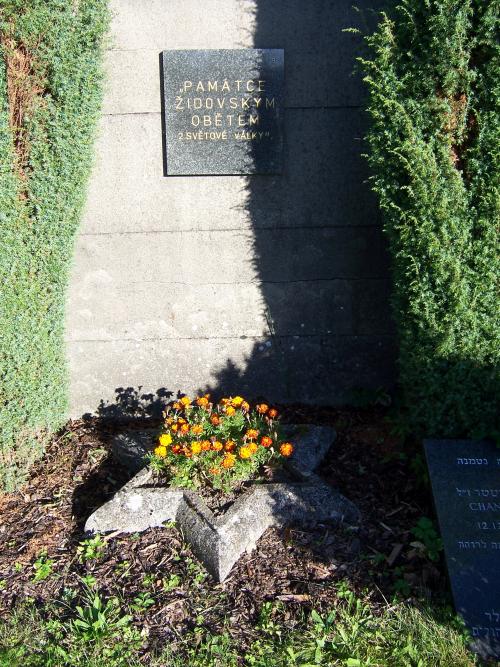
(161, 49), (284, 175)
(424, 439), (500, 658)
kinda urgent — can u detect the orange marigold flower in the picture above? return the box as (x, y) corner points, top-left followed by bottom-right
(279, 442), (294, 457)
(212, 440), (223, 451)
(191, 441), (202, 455)
(180, 396), (191, 407)
(239, 446), (252, 459)
(261, 435), (273, 448)
(171, 444), (182, 454)
(267, 408), (278, 419)
(209, 466), (221, 475)
(245, 428), (259, 440)
(231, 396), (244, 407)
(225, 405), (236, 416)
(224, 440), (236, 452)
(221, 454), (236, 469)
(183, 448), (192, 458)
(219, 398), (230, 406)
(241, 401), (250, 412)
(165, 416), (175, 425)
(172, 401), (181, 410)
(177, 417), (186, 424)
(210, 414), (220, 426)
(201, 440), (211, 451)
(256, 403), (269, 414)
(248, 442), (258, 454)
(196, 395), (210, 407)
(154, 445), (168, 458)
(191, 424), (203, 435)
(179, 423), (190, 435)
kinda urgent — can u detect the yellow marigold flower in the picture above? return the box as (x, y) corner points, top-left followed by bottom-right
(179, 423), (190, 435)
(224, 440), (236, 452)
(154, 445), (168, 458)
(171, 423), (179, 432)
(196, 395), (210, 407)
(239, 446), (252, 459)
(177, 417), (187, 424)
(245, 428), (259, 440)
(191, 441), (202, 455)
(280, 442), (294, 457)
(260, 435), (273, 448)
(210, 414), (220, 426)
(267, 408), (278, 419)
(180, 396), (191, 407)
(256, 403), (269, 414)
(231, 396), (244, 407)
(222, 454), (236, 469)
(165, 416), (175, 425)
(212, 440), (223, 451)
(201, 440), (211, 451)
(248, 442), (258, 454)
(191, 424), (203, 435)
(158, 433), (172, 447)
(241, 401), (250, 412)
(225, 405), (236, 416)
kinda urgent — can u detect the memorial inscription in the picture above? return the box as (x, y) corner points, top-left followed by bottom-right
(424, 439), (500, 658)
(161, 49), (284, 175)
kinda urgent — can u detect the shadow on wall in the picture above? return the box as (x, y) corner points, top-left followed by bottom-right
(96, 0), (396, 420)
(203, 0), (396, 404)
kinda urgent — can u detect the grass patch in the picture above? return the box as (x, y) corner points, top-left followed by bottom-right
(0, 0), (108, 490)
(0, 584), (478, 667)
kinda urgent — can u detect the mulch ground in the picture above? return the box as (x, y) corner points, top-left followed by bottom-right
(0, 406), (450, 652)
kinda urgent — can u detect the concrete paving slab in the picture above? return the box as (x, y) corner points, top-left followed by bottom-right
(80, 109), (377, 234)
(67, 334), (396, 416)
(67, 226), (388, 294)
(66, 276), (392, 343)
(105, 0), (384, 108)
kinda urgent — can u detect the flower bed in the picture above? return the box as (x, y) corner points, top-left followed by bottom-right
(148, 394), (295, 506)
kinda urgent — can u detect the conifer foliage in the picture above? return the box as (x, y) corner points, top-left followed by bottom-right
(0, 1), (108, 490)
(360, 0), (499, 438)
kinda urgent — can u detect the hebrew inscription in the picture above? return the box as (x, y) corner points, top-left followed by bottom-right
(424, 439), (500, 658)
(161, 49), (284, 175)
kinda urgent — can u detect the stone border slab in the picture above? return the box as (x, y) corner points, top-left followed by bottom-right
(85, 425), (360, 580)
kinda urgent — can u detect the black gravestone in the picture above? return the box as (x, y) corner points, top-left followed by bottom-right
(424, 439), (500, 658)
(161, 49), (284, 175)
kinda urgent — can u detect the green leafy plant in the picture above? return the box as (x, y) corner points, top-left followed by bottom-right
(162, 573), (181, 592)
(72, 592), (134, 642)
(32, 552), (54, 583)
(77, 535), (106, 563)
(411, 517), (443, 562)
(358, 0), (499, 438)
(148, 394), (294, 492)
(131, 591), (155, 613)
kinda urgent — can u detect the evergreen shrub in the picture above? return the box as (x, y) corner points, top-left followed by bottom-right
(360, 0), (499, 438)
(0, 0), (108, 490)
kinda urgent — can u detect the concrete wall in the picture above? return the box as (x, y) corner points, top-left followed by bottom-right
(65, 0), (396, 417)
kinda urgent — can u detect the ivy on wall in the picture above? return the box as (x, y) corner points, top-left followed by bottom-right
(360, 0), (499, 438)
(0, 0), (108, 490)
